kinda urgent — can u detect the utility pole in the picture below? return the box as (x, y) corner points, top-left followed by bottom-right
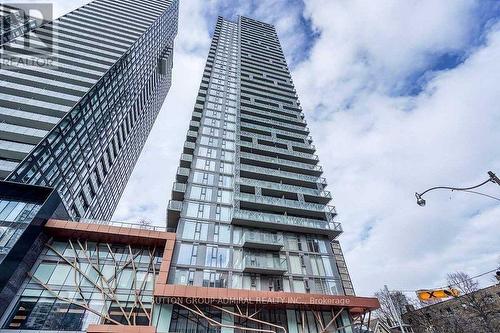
(385, 285), (406, 333)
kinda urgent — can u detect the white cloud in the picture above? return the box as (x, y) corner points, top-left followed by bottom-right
(33, 0), (498, 297)
(293, 0), (500, 295)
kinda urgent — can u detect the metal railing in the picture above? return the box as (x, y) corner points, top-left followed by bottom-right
(167, 200), (182, 211)
(78, 218), (171, 232)
(177, 167), (190, 176)
(241, 231), (284, 246)
(240, 130), (315, 150)
(172, 182), (187, 192)
(236, 192), (336, 215)
(243, 255), (288, 271)
(232, 209), (342, 232)
(238, 140), (318, 161)
(240, 164), (327, 185)
(241, 114), (309, 133)
(239, 151), (322, 172)
(237, 177), (331, 199)
(240, 122), (309, 140)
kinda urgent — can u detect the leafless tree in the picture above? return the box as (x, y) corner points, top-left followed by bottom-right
(378, 270), (500, 333)
(446, 271), (499, 333)
(374, 289), (411, 328)
(138, 218), (152, 229)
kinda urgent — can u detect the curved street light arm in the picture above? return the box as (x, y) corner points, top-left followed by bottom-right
(415, 171), (500, 207)
(418, 178), (493, 197)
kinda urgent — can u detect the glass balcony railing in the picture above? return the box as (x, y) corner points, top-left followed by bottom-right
(240, 122), (309, 140)
(240, 97), (301, 112)
(180, 153), (193, 167)
(183, 141), (195, 152)
(242, 255), (288, 274)
(176, 167), (189, 182)
(236, 192), (336, 215)
(240, 130), (315, 150)
(241, 231), (284, 250)
(232, 208), (342, 237)
(241, 81), (299, 101)
(239, 151), (322, 173)
(241, 114), (309, 133)
(238, 140), (318, 161)
(240, 164), (327, 186)
(172, 182), (186, 193)
(240, 106), (306, 127)
(237, 177), (331, 200)
(167, 200), (182, 228)
(171, 182), (186, 200)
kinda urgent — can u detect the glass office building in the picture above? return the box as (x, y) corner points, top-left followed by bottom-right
(0, 0), (179, 220)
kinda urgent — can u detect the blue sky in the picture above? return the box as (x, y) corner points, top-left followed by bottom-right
(18, 0), (500, 296)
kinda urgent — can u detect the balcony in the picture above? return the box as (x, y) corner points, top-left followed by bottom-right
(242, 255), (288, 274)
(180, 153), (193, 168)
(239, 164), (327, 188)
(240, 130), (315, 151)
(241, 231), (284, 250)
(240, 122), (309, 141)
(240, 98), (302, 117)
(238, 141), (318, 165)
(240, 105), (306, 128)
(240, 80), (298, 101)
(232, 208), (342, 237)
(167, 200), (182, 228)
(236, 192), (336, 220)
(176, 167), (190, 183)
(189, 120), (200, 131)
(241, 115), (309, 135)
(237, 177), (331, 204)
(183, 142), (195, 154)
(192, 111), (202, 121)
(239, 151), (322, 176)
(186, 130), (198, 142)
(171, 182), (186, 201)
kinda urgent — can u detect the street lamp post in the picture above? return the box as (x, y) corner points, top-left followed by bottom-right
(415, 171), (500, 207)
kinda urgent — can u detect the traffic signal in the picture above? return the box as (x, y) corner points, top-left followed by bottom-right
(416, 288), (460, 301)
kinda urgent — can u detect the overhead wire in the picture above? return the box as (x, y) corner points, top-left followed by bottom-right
(390, 267), (499, 294)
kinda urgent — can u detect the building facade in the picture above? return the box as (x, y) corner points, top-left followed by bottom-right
(0, 11), (379, 333)
(0, 0), (178, 220)
(0, 217), (378, 333)
(0, 218), (174, 331)
(163, 16), (377, 331)
(0, 0), (178, 320)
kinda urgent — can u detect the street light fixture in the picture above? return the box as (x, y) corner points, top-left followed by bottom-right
(415, 171), (500, 207)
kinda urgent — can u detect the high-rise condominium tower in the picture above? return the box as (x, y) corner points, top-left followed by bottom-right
(161, 16), (377, 332)
(0, 11), (379, 333)
(0, 0), (178, 313)
(0, 0), (178, 220)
